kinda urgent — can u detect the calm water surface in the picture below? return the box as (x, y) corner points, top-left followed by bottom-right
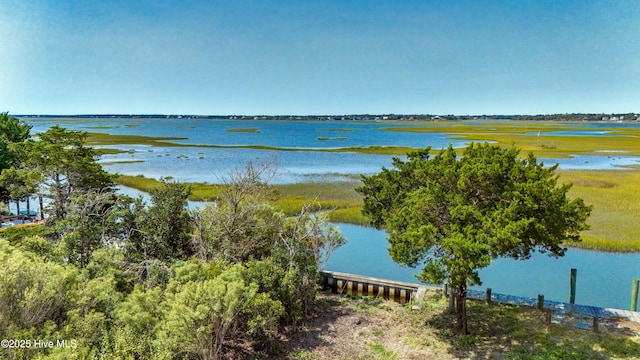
(328, 224), (640, 310)
(24, 117), (640, 182)
(26, 118), (468, 183)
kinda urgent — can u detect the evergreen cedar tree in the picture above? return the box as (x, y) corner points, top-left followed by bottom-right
(356, 143), (592, 335)
(0, 113), (33, 204)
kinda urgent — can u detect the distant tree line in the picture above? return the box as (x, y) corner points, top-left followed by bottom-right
(17, 112), (640, 122)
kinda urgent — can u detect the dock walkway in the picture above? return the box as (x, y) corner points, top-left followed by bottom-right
(321, 270), (640, 324)
(467, 289), (640, 323)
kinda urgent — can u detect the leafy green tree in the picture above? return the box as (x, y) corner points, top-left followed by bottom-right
(0, 166), (40, 218)
(63, 273), (122, 352)
(0, 112), (32, 207)
(127, 179), (193, 263)
(56, 190), (133, 268)
(56, 248), (127, 358)
(357, 143), (592, 334)
(0, 140), (12, 188)
(0, 112), (31, 143)
(14, 125), (113, 222)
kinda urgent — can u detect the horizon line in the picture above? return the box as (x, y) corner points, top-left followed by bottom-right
(14, 112), (640, 118)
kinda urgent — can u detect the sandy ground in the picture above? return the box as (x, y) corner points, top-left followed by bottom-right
(225, 292), (640, 359)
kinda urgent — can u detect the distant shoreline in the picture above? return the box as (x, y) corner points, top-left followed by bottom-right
(15, 113), (640, 122)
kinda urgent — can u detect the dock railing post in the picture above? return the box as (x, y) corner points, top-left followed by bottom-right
(569, 268), (577, 306)
(545, 310), (552, 328)
(632, 278), (639, 312)
(537, 294), (544, 311)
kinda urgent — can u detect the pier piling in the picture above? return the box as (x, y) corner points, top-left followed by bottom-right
(569, 268), (577, 305)
(632, 278), (639, 311)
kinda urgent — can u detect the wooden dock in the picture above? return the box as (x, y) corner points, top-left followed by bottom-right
(320, 270), (438, 304)
(320, 270), (640, 331)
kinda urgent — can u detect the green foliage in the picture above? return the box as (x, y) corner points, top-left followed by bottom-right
(12, 125), (114, 221)
(158, 263), (283, 359)
(357, 143), (592, 334)
(165, 259), (224, 294)
(274, 209), (346, 324)
(56, 190), (126, 267)
(132, 179), (193, 262)
(0, 166), (40, 205)
(0, 152), (350, 357)
(0, 112), (31, 143)
(1, 224), (54, 244)
(0, 112), (33, 204)
(0, 241), (77, 342)
(191, 160), (346, 327)
(369, 341), (399, 359)
(13, 235), (64, 263)
(191, 160), (281, 262)
(84, 247), (131, 293)
(112, 285), (163, 358)
(193, 200), (283, 263)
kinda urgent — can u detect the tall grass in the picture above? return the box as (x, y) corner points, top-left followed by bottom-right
(382, 122), (640, 157)
(115, 175), (367, 222)
(115, 175), (165, 192)
(116, 168), (640, 252)
(558, 170), (640, 252)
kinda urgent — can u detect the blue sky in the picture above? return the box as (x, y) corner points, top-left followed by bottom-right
(1, 0), (638, 115)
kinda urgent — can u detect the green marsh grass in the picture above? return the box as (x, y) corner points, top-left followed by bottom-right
(559, 170), (640, 252)
(94, 148), (132, 155)
(116, 169), (640, 252)
(272, 181), (363, 217)
(115, 175), (166, 193)
(85, 125), (119, 129)
(324, 128), (352, 133)
(101, 160), (145, 165)
(86, 132), (189, 147)
(226, 128), (261, 133)
(115, 175), (365, 219)
(86, 132), (416, 155)
(382, 121), (640, 157)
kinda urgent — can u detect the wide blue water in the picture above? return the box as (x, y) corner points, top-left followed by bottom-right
(25, 118), (468, 183)
(328, 224), (640, 310)
(21, 117), (640, 309)
(23, 117), (640, 182)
